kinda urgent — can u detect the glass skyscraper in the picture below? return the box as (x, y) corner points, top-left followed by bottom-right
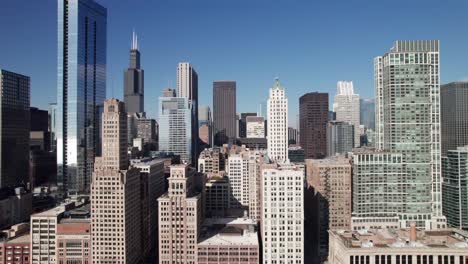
(57, 0), (107, 196)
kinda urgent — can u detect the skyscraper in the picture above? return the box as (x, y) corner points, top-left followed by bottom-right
(213, 81), (237, 146)
(359, 98), (375, 130)
(124, 31), (144, 114)
(91, 99), (142, 263)
(0, 69), (30, 188)
(177, 62), (199, 163)
(158, 165), (202, 264)
(441, 82), (468, 155)
(262, 163), (304, 263)
(299, 92), (328, 159)
(326, 121), (354, 156)
(57, 0), (107, 195)
(442, 146), (468, 230)
(198, 105), (212, 146)
(333, 81), (360, 147)
(370, 40), (445, 228)
(267, 78), (288, 162)
(158, 93), (193, 164)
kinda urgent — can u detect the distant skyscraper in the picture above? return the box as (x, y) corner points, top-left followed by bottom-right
(213, 81), (237, 146)
(57, 0), (107, 195)
(333, 81), (360, 147)
(124, 31), (144, 114)
(442, 146), (468, 230)
(370, 40), (444, 228)
(359, 98), (375, 130)
(262, 163), (304, 263)
(327, 121), (354, 156)
(246, 116), (265, 138)
(288, 126), (299, 144)
(158, 94), (193, 164)
(158, 165), (202, 264)
(162, 87), (176, 97)
(0, 69), (30, 189)
(198, 105), (212, 146)
(299, 92), (328, 159)
(177, 62), (199, 162)
(91, 99), (142, 264)
(441, 82), (468, 155)
(239, 112), (257, 138)
(267, 78), (288, 162)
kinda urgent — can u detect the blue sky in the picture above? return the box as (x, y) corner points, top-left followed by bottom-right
(1, 0), (468, 127)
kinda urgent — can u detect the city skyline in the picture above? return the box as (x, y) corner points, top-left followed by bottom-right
(1, 1), (468, 128)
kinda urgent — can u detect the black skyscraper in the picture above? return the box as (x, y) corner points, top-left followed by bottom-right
(124, 31), (144, 114)
(300, 92), (329, 159)
(213, 81), (236, 146)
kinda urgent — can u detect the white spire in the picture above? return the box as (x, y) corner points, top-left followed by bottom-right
(131, 30), (139, 51)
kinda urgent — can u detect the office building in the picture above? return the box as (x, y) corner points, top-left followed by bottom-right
(29, 150), (57, 188)
(239, 112), (257, 138)
(227, 152), (249, 209)
(333, 81), (360, 148)
(299, 92), (328, 159)
(359, 98), (375, 130)
(177, 62), (199, 163)
(441, 82), (468, 155)
(0, 188), (32, 230)
(162, 87), (175, 97)
(0, 223), (30, 264)
(199, 105), (212, 146)
(373, 40), (445, 228)
(124, 31), (144, 114)
(235, 138), (268, 150)
(0, 69), (30, 189)
(56, 206), (91, 264)
(328, 227), (468, 264)
(49, 103), (58, 149)
(288, 146), (305, 163)
(267, 79), (289, 162)
(198, 148), (226, 174)
(158, 165), (203, 264)
(91, 99), (142, 264)
(158, 95), (193, 164)
(261, 163), (304, 264)
(205, 175), (230, 217)
(327, 121), (354, 156)
(247, 150), (268, 222)
(197, 218), (259, 264)
(137, 117), (157, 148)
(132, 159), (165, 261)
(288, 126), (299, 145)
(246, 116), (264, 138)
(213, 81), (237, 146)
(442, 146), (468, 230)
(57, 0), (107, 195)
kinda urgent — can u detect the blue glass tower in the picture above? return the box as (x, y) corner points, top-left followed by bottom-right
(57, 0), (107, 196)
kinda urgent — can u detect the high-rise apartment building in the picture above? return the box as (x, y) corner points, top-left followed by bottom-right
(124, 31), (144, 114)
(333, 81), (360, 148)
(177, 62), (199, 162)
(261, 163), (304, 264)
(158, 165), (203, 264)
(267, 79), (288, 162)
(359, 98), (375, 130)
(327, 121), (354, 156)
(0, 69), (30, 189)
(248, 150), (268, 222)
(227, 152), (249, 209)
(57, 0), (107, 195)
(442, 146), (468, 230)
(213, 81), (237, 146)
(299, 92), (328, 159)
(246, 116), (265, 138)
(372, 40), (445, 228)
(441, 82), (468, 155)
(91, 99), (142, 264)
(239, 112), (257, 138)
(158, 95), (193, 164)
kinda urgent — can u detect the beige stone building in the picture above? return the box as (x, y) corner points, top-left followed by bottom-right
(158, 165), (203, 264)
(91, 98), (142, 264)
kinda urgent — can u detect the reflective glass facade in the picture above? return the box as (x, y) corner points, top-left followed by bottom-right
(57, 0), (107, 195)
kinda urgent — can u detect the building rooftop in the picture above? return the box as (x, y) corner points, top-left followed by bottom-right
(332, 228), (468, 250)
(2, 232), (30, 244)
(198, 217), (258, 247)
